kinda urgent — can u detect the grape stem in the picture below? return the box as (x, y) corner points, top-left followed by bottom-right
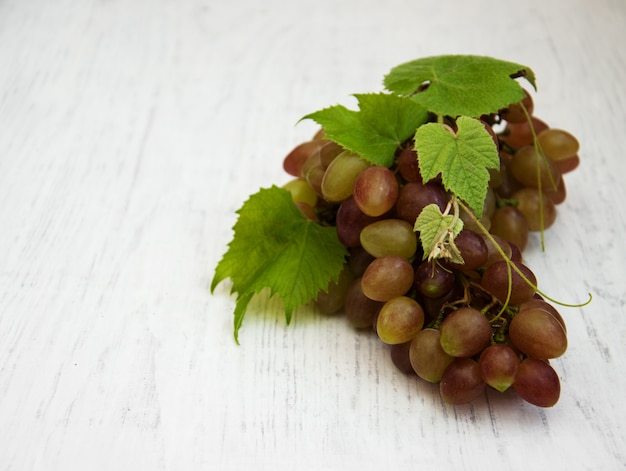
(455, 197), (592, 309)
(519, 101), (557, 252)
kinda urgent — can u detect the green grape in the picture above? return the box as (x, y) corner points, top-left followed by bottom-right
(360, 219), (417, 259)
(321, 150), (370, 202)
(510, 145), (562, 190)
(439, 358), (486, 405)
(344, 277), (383, 329)
(361, 255), (414, 302)
(316, 265), (354, 315)
(376, 296), (425, 344)
(537, 128), (580, 161)
(353, 166), (399, 217)
(509, 305), (567, 359)
(489, 206), (529, 252)
(479, 344), (519, 392)
(283, 178), (318, 207)
(304, 161), (325, 197)
(409, 328), (454, 383)
(480, 260), (537, 306)
(513, 358), (560, 407)
(513, 187), (557, 231)
(318, 140), (344, 167)
(439, 307), (492, 357)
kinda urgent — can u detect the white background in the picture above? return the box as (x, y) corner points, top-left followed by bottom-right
(1, 0), (625, 470)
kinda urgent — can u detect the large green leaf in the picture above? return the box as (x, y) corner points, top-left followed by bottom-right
(211, 186), (348, 342)
(414, 116), (500, 217)
(302, 93), (429, 167)
(384, 55), (536, 117)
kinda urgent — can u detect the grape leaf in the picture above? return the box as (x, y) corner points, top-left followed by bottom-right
(211, 186), (348, 343)
(301, 93), (429, 167)
(383, 55), (536, 117)
(415, 116), (499, 217)
(414, 204), (464, 263)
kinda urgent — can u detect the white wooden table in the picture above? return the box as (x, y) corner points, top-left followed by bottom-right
(1, 0), (625, 469)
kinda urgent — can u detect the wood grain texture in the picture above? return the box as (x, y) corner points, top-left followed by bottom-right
(1, 0), (625, 469)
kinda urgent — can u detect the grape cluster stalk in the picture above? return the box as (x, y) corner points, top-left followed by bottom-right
(281, 91), (580, 407)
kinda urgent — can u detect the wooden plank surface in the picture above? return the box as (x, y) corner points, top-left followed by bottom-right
(1, 0), (625, 469)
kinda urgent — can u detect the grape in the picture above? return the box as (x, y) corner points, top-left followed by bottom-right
(481, 120), (499, 149)
(513, 187), (557, 231)
(482, 234), (514, 267)
(414, 260), (455, 299)
(390, 342), (416, 375)
(439, 358), (486, 405)
(495, 154), (524, 198)
(321, 151), (370, 202)
(311, 128), (325, 140)
(513, 358), (560, 407)
(518, 298), (566, 333)
(346, 246), (375, 277)
(489, 206), (529, 252)
(360, 219), (417, 259)
(344, 277), (383, 329)
(508, 241), (523, 263)
(545, 177), (567, 205)
(481, 260), (537, 306)
(396, 146), (422, 182)
(353, 166), (399, 217)
(304, 161), (325, 197)
(283, 140), (324, 177)
(283, 178), (319, 207)
(554, 154), (580, 174)
(361, 255), (414, 302)
(448, 229), (488, 271)
(316, 265), (354, 315)
(409, 328), (455, 383)
(537, 128), (580, 161)
(335, 197), (381, 248)
(376, 296), (425, 344)
(479, 344), (519, 392)
(318, 140), (344, 167)
(459, 189), (496, 232)
(395, 181), (448, 225)
(439, 307), (492, 357)
(498, 117), (549, 148)
(509, 145), (562, 190)
(488, 165), (504, 189)
(500, 88), (534, 124)
(295, 202), (318, 221)
(509, 306), (567, 359)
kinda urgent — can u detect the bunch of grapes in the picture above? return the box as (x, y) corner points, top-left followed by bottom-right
(281, 92), (579, 407)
